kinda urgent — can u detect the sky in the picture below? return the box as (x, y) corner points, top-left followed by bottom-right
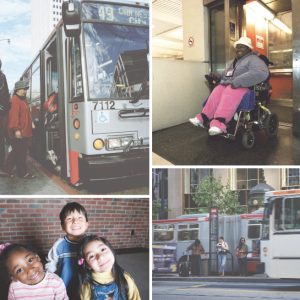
(0, 0), (31, 90)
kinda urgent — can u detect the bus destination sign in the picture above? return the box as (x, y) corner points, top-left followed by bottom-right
(82, 3), (149, 26)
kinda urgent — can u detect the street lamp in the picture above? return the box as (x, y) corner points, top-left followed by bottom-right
(0, 39), (10, 44)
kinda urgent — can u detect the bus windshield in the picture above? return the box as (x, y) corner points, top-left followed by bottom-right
(83, 23), (149, 100)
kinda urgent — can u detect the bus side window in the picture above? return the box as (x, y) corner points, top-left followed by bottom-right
(153, 225), (174, 242)
(177, 223), (199, 241)
(274, 199), (284, 231)
(283, 197), (300, 230)
(71, 36), (83, 99)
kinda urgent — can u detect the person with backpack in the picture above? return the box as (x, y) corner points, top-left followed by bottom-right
(0, 59), (10, 169)
(186, 239), (205, 277)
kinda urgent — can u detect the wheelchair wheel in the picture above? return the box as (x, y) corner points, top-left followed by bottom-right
(242, 130), (255, 149)
(264, 113), (279, 137)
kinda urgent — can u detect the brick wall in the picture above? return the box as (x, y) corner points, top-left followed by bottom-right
(0, 198), (149, 254)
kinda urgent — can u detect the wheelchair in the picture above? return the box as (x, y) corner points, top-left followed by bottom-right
(202, 76), (279, 150)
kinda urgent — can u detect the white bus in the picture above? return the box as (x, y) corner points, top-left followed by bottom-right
(258, 189), (300, 279)
(19, 0), (149, 188)
(153, 213), (263, 274)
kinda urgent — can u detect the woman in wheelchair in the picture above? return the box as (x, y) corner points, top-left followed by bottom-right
(189, 36), (269, 136)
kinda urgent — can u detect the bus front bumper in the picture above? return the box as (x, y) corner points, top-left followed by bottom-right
(78, 150), (149, 183)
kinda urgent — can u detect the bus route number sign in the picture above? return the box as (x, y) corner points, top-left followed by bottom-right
(98, 5), (148, 25)
(82, 3), (149, 26)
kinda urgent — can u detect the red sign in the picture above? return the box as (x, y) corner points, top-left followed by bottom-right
(256, 35), (264, 49)
(211, 207), (217, 215)
(188, 37), (194, 47)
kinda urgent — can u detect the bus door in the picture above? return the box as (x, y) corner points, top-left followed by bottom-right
(41, 40), (61, 170)
(244, 217), (262, 272)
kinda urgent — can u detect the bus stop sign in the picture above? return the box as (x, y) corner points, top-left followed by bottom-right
(209, 206), (218, 241)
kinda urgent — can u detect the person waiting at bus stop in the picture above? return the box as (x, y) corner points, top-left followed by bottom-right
(216, 236), (229, 276)
(186, 239), (205, 277)
(236, 237), (248, 277)
(0, 81), (35, 179)
(189, 36), (269, 136)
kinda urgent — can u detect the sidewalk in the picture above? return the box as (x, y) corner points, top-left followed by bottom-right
(152, 273), (300, 284)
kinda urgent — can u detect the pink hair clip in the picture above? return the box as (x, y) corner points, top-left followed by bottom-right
(78, 258), (84, 265)
(0, 243), (11, 255)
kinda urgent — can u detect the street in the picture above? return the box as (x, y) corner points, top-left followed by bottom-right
(152, 280), (300, 300)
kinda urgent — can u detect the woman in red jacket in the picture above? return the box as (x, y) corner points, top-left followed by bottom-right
(0, 81), (35, 179)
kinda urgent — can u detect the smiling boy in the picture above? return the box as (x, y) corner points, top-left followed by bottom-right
(45, 202), (89, 299)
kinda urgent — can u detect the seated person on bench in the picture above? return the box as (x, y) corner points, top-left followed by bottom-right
(189, 37), (269, 136)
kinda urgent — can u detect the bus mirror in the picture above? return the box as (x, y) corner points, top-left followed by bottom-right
(62, 1), (81, 37)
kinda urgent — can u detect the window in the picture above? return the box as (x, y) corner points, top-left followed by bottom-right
(83, 23), (149, 99)
(53, 25), (55, 27)
(53, 5), (55, 8)
(57, 12), (58, 15)
(247, 220), (261, 239)
(56, 5), (58, 8)
(153, 224), (175, 242)
(268, 12), (292, 70)
(190, 169), (211, 193)
(236, 169), (259, 206)
(274, 197), (300, 231)
(53, 11), (55, 14)
(71, 36), (83, 98)
(60, 13), (61, 15)
(53, 18), (55, 21)
(282, 169), (300, 189)
(177, 223), (199, 241)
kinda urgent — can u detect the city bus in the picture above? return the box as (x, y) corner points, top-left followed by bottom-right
(153, 212), (263, 274)
(257, 189), (300, 279)
(19, 0), (149, 187)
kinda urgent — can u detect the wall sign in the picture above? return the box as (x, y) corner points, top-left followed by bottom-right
(188, 37), (194, 47)
(230, 22), (236, 40)
(256, 35), (264, 49)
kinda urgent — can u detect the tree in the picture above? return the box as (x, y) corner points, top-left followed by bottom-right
(192, 173), (245, 215)
(259, 169), (266, 183)
(152, 198), (171, 220)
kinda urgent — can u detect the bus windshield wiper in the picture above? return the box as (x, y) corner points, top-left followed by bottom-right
(130, 69), (149, 104)
(130, 40), (149, 104)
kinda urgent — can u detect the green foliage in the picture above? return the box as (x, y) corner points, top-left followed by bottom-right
(152, 198), (171, 220)
(259, 168), (266, 183)
(192, 174), (244, 215)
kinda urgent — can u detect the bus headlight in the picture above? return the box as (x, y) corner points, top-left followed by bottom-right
(75, 133), (79, 140)
(121, 137), (133, 147)
(108, 138), (121, 149)
(74, 119), (80, 129)
(93, 139), (104, 150)
(107, 137), (134, 149)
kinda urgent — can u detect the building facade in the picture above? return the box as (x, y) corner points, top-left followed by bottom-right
(31, 0), (65, 59)
(160, 168), (300, 219)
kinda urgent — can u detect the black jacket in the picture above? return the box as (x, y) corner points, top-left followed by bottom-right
(0, 71), (10, 116)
